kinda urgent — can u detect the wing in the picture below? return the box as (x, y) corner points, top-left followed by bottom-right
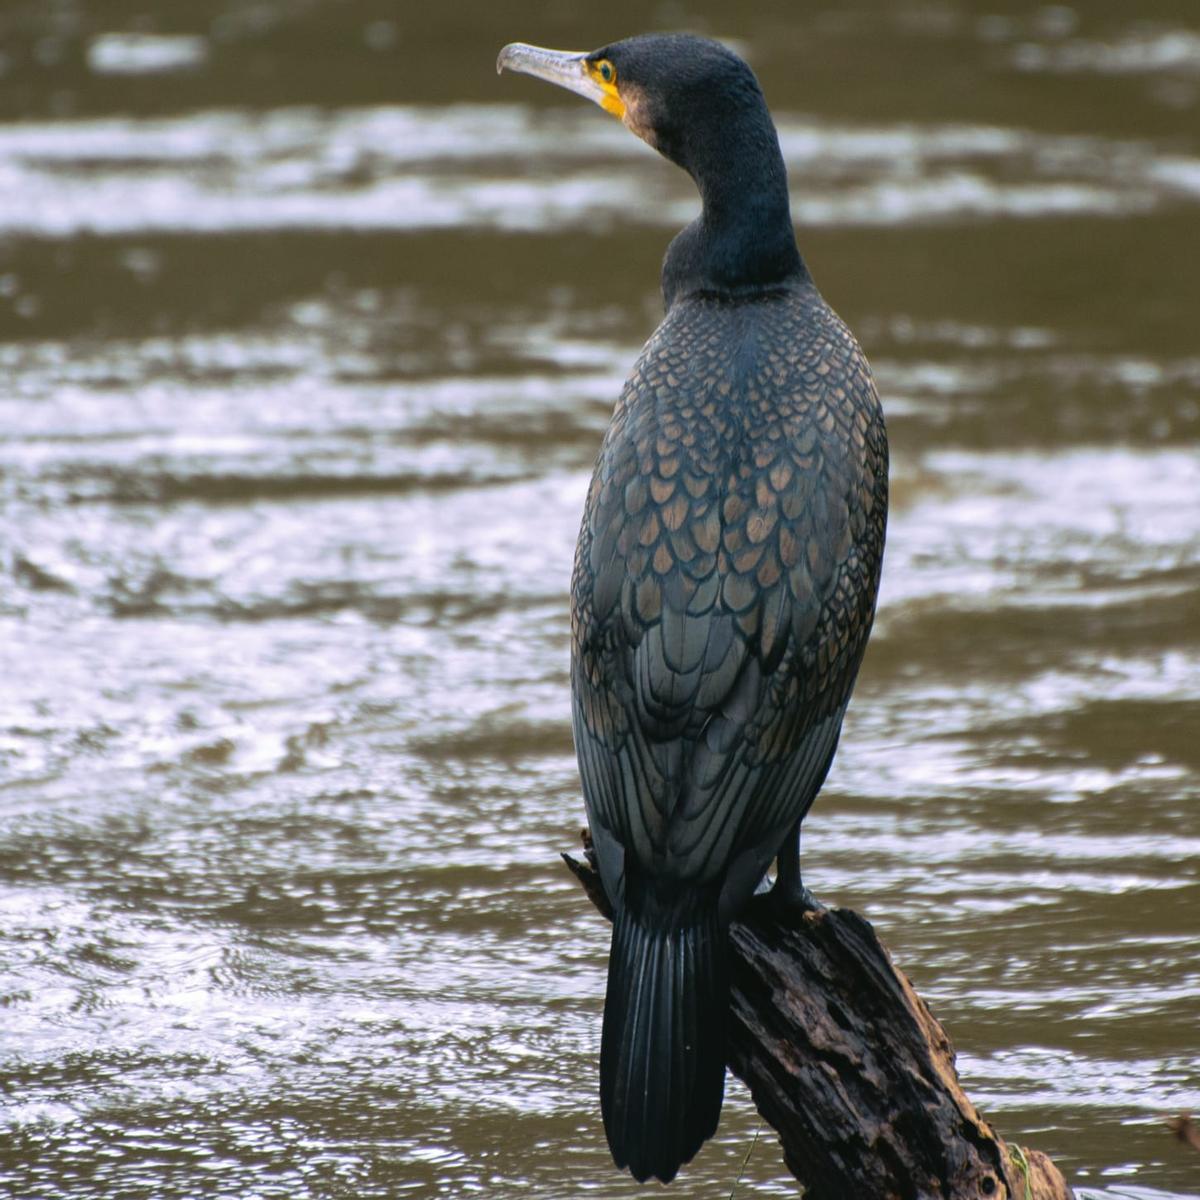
(570, 288), (887, 909)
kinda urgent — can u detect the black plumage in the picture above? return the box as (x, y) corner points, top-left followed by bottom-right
(498, 33), (888, 1183)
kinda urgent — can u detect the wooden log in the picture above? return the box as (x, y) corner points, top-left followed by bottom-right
(1167, 1113), (1200, 1156)
(564, 841), (1075, 1200)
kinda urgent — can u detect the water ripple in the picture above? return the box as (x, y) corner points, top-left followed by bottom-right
(0, 106), (1197, 236)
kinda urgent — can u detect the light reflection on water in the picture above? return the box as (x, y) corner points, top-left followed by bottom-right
(2, 2), (1199, 1197)
(2, 104), (1200, 237)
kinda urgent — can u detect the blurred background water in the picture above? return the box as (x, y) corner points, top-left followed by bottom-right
(0, 1), (1197, 1197)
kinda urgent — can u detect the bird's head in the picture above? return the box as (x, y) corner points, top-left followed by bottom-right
(498, 33), (802, 301)
(496, 34), (768, 175)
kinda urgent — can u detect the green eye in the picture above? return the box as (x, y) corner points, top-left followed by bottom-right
(598, 60), (615, 83)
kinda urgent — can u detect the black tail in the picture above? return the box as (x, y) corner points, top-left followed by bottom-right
(600, 893), (727, 1183)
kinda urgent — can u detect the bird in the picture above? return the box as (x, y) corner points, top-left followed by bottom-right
(497, 33), (888, 1184)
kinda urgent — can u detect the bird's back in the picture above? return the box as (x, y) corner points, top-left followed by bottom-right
(571, 279), (887, 919)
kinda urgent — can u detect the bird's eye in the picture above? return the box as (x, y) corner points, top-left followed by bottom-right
(597, 60), (615, 84)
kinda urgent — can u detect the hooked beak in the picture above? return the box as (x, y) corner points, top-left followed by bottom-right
(496, 43), (623, 117)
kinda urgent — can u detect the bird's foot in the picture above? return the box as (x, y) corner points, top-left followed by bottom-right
(763, 876), (826, 923)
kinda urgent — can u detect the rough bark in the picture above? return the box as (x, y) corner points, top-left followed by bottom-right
(564, 843), (1075, 1200)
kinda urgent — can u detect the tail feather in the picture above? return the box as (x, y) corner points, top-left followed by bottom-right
(600, 896), (727, 1183)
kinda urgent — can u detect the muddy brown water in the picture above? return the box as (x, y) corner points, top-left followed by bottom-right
(1, 2), (1197, 1197)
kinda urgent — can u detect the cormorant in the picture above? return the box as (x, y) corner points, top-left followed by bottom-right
(497, 34), (888, 1184)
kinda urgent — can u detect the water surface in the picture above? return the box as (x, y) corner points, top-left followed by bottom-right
(1, 2), (1198, 1197)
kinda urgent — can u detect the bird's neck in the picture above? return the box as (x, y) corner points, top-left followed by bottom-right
(661, 111), (807, 308)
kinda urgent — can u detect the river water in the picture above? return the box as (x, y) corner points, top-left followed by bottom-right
(0, 2), (1197, 1198)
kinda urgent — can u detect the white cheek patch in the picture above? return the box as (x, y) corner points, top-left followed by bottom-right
(621, 85), (658, 150)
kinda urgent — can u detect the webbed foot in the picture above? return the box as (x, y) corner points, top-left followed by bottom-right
(766, 818), (825, 921)
(768, 875), (825, 916)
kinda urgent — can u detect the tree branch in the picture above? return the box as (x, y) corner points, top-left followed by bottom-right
(565, 838), (1075, 1200)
